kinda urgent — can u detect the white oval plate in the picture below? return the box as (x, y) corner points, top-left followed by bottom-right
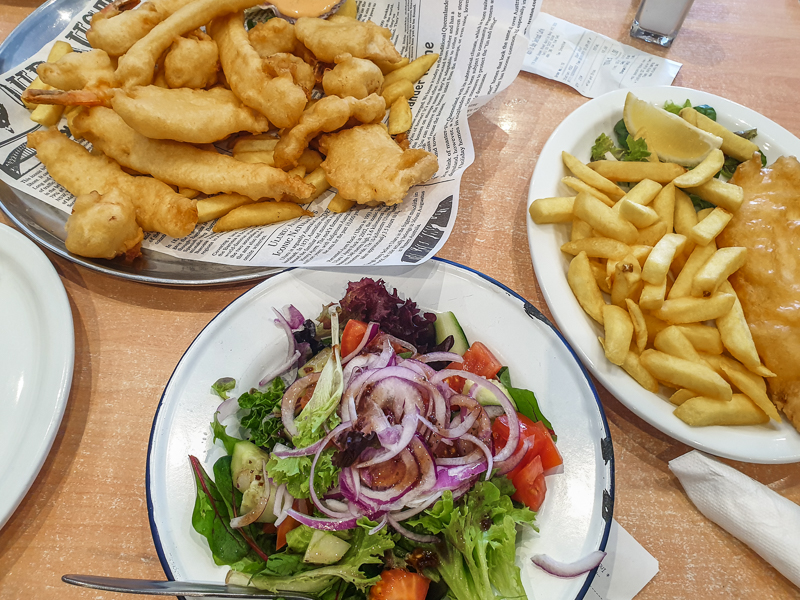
(147, 259), (614, 600)
(0, 224), (73, 528)
(527, 85), (800, 464)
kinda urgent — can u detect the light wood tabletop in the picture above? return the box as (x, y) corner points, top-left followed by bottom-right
(1, 0), (799, 598)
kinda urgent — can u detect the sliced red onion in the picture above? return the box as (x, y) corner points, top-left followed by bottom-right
(369, 514), (388, 535)
(272, 483), (286, 520)
(462, 433), (493, 481)
(387, 515), (438, 544)
(357, 409), (419, 468)
(282, 304), (306, 330)
(325, 498), (349, 513)
(495, 438), (532, 476)
(419, 409), (480, 440)
(388, 491), (443, 521)
(259, 349), (300, 388)
(342, 354), (373, 391)
(400, 359), (437, 380)
(216, 395), (239, 422)
(342, 322), (380, 365)
(435, 461), (487, 490)
(383, 334), (417, 355)
(309, 422), (353, 517)
(433, 370), (519, 462)
(284, 508), (359, 531)
(272, 436), (326, 458)
(530, 551), (607, 578)
(360, 449), (418, 503)
(416, 352), (463, 364)
(280, 372), (320, 438)
(434, 448), (483, 466)
(407, 435), (437, 497)
(483, 405), (505, 419)
(373, 338), (397, 368)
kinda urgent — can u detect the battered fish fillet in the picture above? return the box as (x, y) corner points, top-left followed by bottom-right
(319, 123), (438, 206)
(273, 94), (386, 169)
(27, 129), (197, 238)
(718, 154), (800, 430)
(163, 29), (219, 89)
(110, 86), (270, 143)
(116, 0), (262, 87)
(73, 107), (314, 201)
(295, 15), (403, 64)
(87, 0), (196, 58)
(65, 190), (144, 260)
(209, 12), (307, 128)
(248, 18), (297, 58)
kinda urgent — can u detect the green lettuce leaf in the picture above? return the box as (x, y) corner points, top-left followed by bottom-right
(266, 448), (340, 499)
(409, 480), (536, 600)
(211, 377), (236, 400)
(293, 308), (344, 449)
(623, 136), (651, 162)
(238, 378), (286, 451)
(212, 414), (242, 456)
(590, 133), (623, 161)
(663, 99), (691, 114)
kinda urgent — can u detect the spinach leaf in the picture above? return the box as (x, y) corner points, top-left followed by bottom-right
(693, 104), (717, 121)
(719, 155), (741, 179)
(497, 367), (554, 433)
(689, 193), (715, 212)
(189, 456), (251, 565)
(212, 414), (242, 456)
(613, 119), (631, 149)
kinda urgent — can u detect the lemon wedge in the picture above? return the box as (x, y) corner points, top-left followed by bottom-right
(622, 92), (723, 167)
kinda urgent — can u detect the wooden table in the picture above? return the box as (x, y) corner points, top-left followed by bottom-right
(1, 0), (799, 598)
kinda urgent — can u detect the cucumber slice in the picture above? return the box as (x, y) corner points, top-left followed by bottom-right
(434, 311), (469, 355)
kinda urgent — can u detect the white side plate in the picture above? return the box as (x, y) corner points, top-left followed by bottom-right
(0, 224), (73, 528)
(147, 259), (614, 600)
(527, 85), (800, 464)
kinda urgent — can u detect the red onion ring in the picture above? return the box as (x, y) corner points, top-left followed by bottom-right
(284, 508), (360, 531)
(461, 433), (493, 481)
(416, 352), (463, 364)
(530, 551), (607, 578)
(357, 409), (419, 468)
(432, 370), (519, 462)
(495, 438), (532, 475)
(309, 422), (353, 517)
(280, 372), (320, 438)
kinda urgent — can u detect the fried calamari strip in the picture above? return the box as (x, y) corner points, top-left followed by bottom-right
(319, 123), (438, 206)
(110, 86), (270, 143)
(208, 11), (307, 128)
(73, 107), (314, 201)
(273, 93), (386, 169)
(116, 0), (262, 87)
(294, 15), (402, 64)
(27, 129), (197, 237)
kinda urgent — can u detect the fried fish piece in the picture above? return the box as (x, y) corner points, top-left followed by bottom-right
(273, 93), (385, 169)
(209, 11), (307, 128)
(295, 15), (402, 64)
(37, 49), (117, 92)
(248, 17), (297, 58)
(116, 0), (262, 88)
(163, 29), (219, 89)
(74, 106), (314, 201)
(111, 86), (270, 143)
(65, 189), (144, 260)
(319, 123), (438, 206)
(27, 128), (197, 238)
(87, 0), (196, 57)
(322, 53), (384, 99)
(718, 154), (800, 430)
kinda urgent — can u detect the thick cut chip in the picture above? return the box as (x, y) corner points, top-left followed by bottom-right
(164, 30), (219, 89)
(111, 86), (270, 143)
(27, 129), (197, 238)
(209, 11), (307, 128)
(295, 15), (402, 64)
(274, 94), (386, 169)
(319, 123), (438, 206)
(74, 107), (313, 201)
(65, 189), (144, 260)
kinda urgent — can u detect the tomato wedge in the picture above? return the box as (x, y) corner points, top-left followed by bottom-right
(341, 319), (368, 357)
(369, 569), (430, 600)
(445, 341), (504, 392)
(511, 455), (547, 511)
(492, 413), (562, 476)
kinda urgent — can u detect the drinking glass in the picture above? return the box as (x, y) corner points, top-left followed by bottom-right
(630, 0), (695, 47)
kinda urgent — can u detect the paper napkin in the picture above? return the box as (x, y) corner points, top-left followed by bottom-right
(587, 520), (659, 600)
(669, 451), (800, 588)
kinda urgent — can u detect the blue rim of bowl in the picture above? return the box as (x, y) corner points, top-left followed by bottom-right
(146, 257), (615, 600)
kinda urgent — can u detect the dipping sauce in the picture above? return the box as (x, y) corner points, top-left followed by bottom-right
(269, 0), (343, 19)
